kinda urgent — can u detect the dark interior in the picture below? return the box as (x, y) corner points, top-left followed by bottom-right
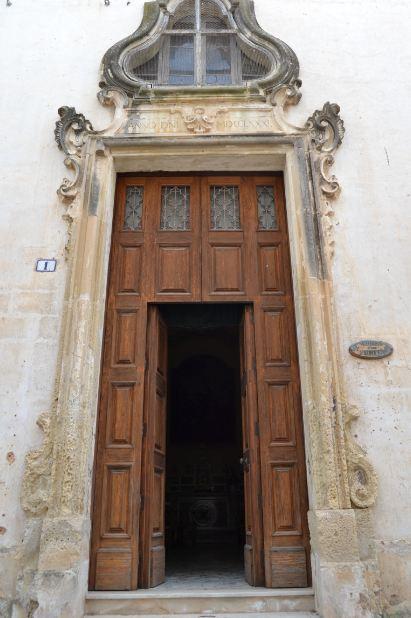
(161, 304), (245, 582)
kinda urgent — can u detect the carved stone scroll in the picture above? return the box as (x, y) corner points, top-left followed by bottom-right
(343, 405), (378, 509)
(55, 106), (94, 202)
(21, 412), (53, 516)
(306, 102), (345, 154)
(305, 102), (345, 260)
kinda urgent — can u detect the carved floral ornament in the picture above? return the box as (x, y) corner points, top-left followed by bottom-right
(50, 0), (376, 512)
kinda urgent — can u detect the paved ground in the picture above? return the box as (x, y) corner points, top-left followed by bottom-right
(163, 545), (246, 591)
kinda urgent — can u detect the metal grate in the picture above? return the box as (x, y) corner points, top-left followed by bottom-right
(169, 35), (195, 85)
(241, 47), (271, 81)
(126, 0), (273, 87)
(206, 34), (232, 85)
(210, 185), (241, 230)
(124, 186), (144, 230)
(257, 186), (277, 230)
(132, 53), (159, 83)
(170, 1), (195, 29)
(201, 0), (230, 29)
(160, 186), (191, 230)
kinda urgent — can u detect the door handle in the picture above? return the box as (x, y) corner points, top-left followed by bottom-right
(240, 455), (249, 468)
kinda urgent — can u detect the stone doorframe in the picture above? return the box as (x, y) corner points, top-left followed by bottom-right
(18, 87), (380, 617)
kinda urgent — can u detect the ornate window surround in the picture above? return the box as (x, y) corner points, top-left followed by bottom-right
(20, 1), (379, 616)
(100, 0), (299, 97)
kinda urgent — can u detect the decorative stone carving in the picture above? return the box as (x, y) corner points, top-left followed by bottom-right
(305, 102), (345, 259)
(99, 0), (300, 100)
(320, 154), (341, 198)
(267, 76), (302, 108)
(21, 412), (53, 516)
(55, 106), (94, 201)
(306, 102), (345, 154)
(344, 405), (378, 509)
(183, 107), (214, 134)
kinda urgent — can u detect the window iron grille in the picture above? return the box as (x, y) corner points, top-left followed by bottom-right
(124, 186), (144, 230)
(160, 186), (191, 230)
(257, 185), (277, 230)
(210, 185), (241, 230)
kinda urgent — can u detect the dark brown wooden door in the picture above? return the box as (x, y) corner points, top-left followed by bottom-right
(139, 306), (168, 588)
(90, 173), (310, 591)
(249, 177), (311, 587)
(89, 178), (149, 591)
(240, 305), (264, 586)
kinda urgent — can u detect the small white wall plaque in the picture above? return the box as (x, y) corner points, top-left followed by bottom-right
(36, 259), (57, 272)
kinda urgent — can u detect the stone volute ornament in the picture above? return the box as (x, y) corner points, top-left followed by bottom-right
(343, 405), (378, 508)
(20, 412), (53, 516)
(55, 106), (94, 201)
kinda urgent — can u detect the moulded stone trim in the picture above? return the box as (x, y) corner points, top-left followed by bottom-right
(99, 0), (300, 99)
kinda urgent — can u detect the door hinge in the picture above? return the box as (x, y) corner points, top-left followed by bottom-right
(252, 358), (257, 375)
(140, 495), (145, 511)
(255, 421), (260, 437)
(142, 422), (147, 438)
(258, 493), (263, 509)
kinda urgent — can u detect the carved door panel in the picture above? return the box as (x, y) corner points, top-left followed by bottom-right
(240, 305), (264, 586)
(89, 178), (150, 591)
(139, 306), (168, 588)
(249, 176), (311, 588)
(147, 177), (201, 302)
(201, 176), (256, 301)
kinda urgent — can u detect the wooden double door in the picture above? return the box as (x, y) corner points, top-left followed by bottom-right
(89, 174), (310, 591)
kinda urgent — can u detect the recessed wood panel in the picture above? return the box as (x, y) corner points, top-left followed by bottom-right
(106, 383), (135, 447)
(263, 308), (290, 366)
(150, 546), (165, 586)
(95, 550), (132, 591)
(154, 392), (166, 452)
(102, 465), (132, 537)
(152, 469), (164, 533)
(157, 245), (191, 294)
(271, 463), (300, 534)
(113, 310), (137, 365)
(270, 547), (307, 588)
(266, 382), (296, 445)
(118, 245), (142, 294)
(211, 245), (243, 293)
(258, 244), (284, 294)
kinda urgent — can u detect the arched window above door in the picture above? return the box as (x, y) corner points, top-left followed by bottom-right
(100, 0), (300, 97)
(123, 0), (272, 87)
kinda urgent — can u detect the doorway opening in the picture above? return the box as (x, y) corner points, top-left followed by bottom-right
(161, 304), (245, 588)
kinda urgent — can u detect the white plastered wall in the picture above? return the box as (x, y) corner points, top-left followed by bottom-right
(0, 0), (410, 615)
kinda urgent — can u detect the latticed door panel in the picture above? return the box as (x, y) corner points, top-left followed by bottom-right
(149, 177), (201, 302)
(201, 176), (257, 301)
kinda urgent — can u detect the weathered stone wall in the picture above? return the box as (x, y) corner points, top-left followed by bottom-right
(0, 1), (410, 616)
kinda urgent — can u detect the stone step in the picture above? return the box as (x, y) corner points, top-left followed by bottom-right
(85, 614), (318, 618)
(85, 588), (316, 615)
